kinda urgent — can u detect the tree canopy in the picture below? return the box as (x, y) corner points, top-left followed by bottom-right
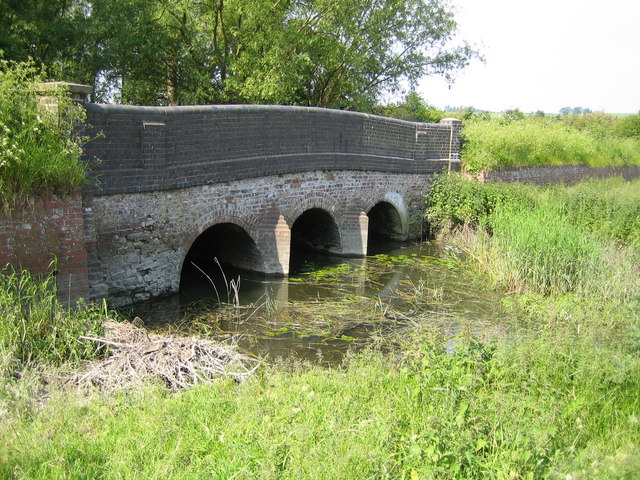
(1, 0), (478, 109)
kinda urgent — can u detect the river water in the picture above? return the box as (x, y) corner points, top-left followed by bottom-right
(125, 240), (506, 364)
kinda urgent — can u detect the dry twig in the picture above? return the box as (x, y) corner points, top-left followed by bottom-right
(73, 319), (259, 391)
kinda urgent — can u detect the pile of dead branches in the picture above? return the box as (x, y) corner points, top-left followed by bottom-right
(74, 319), (259, 391)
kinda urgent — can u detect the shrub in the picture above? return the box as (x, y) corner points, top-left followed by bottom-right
(0, 60), (89, 206)
(614, 114), (640, 139)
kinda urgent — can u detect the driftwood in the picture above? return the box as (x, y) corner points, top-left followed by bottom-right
(74, 319), (259, 391)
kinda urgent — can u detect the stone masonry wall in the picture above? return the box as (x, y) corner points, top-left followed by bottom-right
(82, 103), (461, 195)
(0, 195), (89, 305)
(84, 170), (435, 306)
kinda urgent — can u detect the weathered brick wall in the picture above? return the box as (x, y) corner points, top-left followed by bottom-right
(82, 104), (461, 195)
(481, 164), (640, 184)
(84, 170), (436, 306)
(0, 195), (89, 305)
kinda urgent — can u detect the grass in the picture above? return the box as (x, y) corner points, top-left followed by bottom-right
(1, 327), (639, 479)
(0, 266), (105, 372)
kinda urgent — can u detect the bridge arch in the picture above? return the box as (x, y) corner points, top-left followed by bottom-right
(180, 221), (266, 290)
(365, 192), (409, 241)
(283, 190), (341, 228)
(290, 208), (342, 256)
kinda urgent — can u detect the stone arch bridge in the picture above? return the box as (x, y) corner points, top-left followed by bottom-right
(81, 104), (461, 306)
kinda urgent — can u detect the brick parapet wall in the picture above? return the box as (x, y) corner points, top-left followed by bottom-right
(479, 164), (640, 184)
(0, 195), (90, 305)
(82, 104), (461, 195)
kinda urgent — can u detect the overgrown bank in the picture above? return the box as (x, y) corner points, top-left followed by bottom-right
(0, 60), (88, 208)
(1, 176), (639, 479)
(461, 114), (640, 173)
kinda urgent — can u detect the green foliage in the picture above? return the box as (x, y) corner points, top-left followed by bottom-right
(376, 91), (447, 123)
(0, 0), (87, 75)
(425, 173), (533, 231)
(0, 60), (88, 204)
(10, 0), (478, 108)
(550, 178), (640, 247)
(501, 108), (525, 122)
(614, 114), (640, 139)
(425, 175), (640, 296)
(461, 116), (640, 173)
(0, 267), (105, 371)
(489, 205), (604, 294)
(1, 325), (639, 479)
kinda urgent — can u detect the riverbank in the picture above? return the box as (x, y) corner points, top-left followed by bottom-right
(1, 176), (639, 479)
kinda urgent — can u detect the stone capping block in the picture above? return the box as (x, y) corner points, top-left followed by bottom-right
(38, 81), (93, 103)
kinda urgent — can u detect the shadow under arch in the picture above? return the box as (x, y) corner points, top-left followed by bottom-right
(179, 222), (265, 293)
(290, 208), (342, 268)
(367, 201), (405, 241)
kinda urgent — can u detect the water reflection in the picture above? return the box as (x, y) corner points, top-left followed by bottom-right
(125, 240), (505, 363)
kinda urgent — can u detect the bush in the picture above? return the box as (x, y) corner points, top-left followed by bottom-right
(614, 114), (640, 139)
(0, 60), (89, 206)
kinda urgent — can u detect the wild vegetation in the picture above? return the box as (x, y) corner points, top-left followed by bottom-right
(1, 176), (638, 479)
(0, 0), (477, 109)
(460, 113), (640, 173)
(0, 60), (89, 206)
(0, 266), (105, 372)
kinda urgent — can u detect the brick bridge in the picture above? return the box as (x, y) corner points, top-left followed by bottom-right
(80, 104), (461, 305)
(2, 101), (461, 307)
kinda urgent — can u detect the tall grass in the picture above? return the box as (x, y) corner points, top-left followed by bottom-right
(488, 205), (604, 294)
(0, 267), (105, 371)
(462, 117), (640, 173)
(1, 330), (639, 479)
(426, 175), (640, 297)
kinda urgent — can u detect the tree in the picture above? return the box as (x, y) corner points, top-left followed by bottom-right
(0, 0), (88, 77)
(376, 91), (446, 122)
(2, 0), (478, 108)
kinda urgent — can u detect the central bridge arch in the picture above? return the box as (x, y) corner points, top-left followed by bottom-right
(290, 208), (342, 255)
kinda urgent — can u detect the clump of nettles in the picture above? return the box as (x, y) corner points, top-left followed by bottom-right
(0, 59), (89, 207)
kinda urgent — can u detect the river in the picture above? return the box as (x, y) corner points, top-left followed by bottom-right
(125, 240), (506, 364)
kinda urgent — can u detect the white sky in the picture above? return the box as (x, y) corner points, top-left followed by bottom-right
(418, 0), (640, 114)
